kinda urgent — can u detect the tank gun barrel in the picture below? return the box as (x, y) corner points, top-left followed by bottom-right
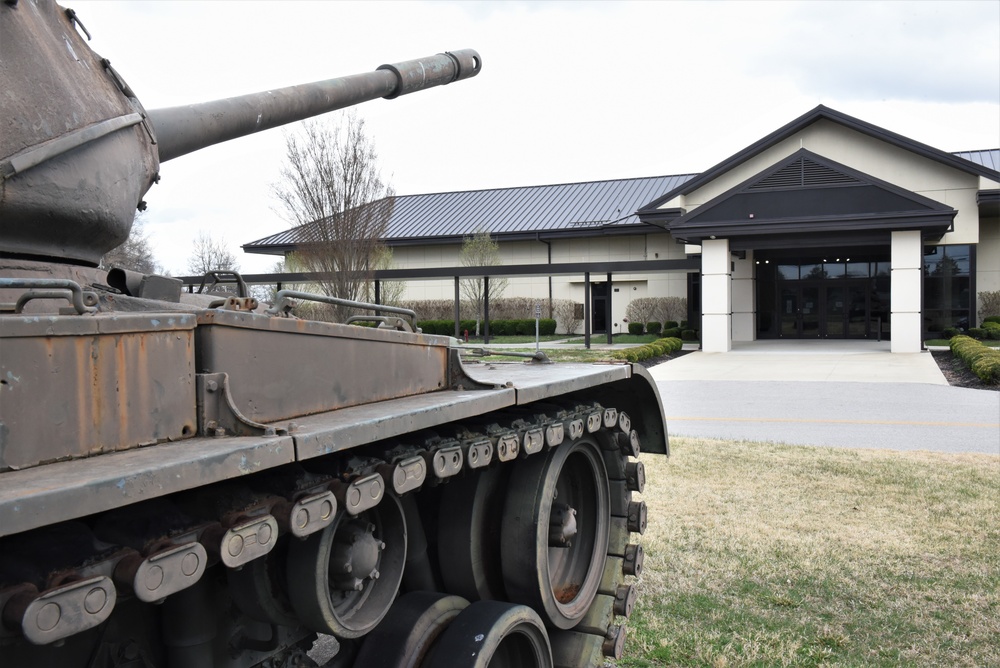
(150, 50), (481, 163)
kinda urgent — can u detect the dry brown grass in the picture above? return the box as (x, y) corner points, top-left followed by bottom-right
(620, 438), (1000, 667)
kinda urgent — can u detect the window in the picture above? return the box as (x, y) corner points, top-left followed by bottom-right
(923, 245), (973, 335)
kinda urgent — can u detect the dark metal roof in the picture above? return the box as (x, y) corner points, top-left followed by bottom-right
(954, 148), (1000, 172)
(244, 174), (696, 254)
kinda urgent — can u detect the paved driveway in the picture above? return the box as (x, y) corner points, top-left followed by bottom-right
(648, 343), (1000, 454)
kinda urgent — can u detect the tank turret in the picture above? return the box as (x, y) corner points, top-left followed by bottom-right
(0, 0), (480, 266)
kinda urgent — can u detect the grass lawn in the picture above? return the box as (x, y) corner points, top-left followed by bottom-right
(463, 334), (570, 344)
(564, 334), (669, 344)
(622, 438), (999, 668)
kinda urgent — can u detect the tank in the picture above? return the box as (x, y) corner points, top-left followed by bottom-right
(0, 2), (668, 667)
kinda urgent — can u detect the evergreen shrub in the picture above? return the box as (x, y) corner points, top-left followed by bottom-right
(950, 335), (1000, 383)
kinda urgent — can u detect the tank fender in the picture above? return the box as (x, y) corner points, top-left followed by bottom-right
(570, 364), (668, 456)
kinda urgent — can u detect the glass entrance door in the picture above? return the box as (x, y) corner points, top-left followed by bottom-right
(780, 285), (820, 338)
(780, 281), (872, 338)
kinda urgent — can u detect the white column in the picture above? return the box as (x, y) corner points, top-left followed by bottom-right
(701, 238), (732, 352)
(890, 230), (923, 353)
(732, 250), (755, 342)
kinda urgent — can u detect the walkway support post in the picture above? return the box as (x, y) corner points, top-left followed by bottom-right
(584, 272), (591, 350)
(890, 230), (922, 353)
(483, 275), (490, 345)
(454, 277), (460, 339)
(701, 239), (732, 352)
(606, 272), (613, 345)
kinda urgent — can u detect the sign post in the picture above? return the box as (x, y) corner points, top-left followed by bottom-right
(534, 303), (541, 353)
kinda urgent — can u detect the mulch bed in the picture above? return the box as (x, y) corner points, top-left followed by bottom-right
(930, 350), (1000, 391)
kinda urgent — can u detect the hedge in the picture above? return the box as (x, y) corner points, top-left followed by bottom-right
(610, 337), (683, 363)
(418, 319), (557, 336)
(950, 335), (1000, 384)
(627, 322), (644, 335)
(983, 315), (1000, 325)
(646, 322), (662, 335)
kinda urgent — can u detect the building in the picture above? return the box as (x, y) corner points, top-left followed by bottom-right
(244, 106), (1000, 351)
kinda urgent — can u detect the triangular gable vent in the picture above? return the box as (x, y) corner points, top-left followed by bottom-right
(748, 157), (861, 190)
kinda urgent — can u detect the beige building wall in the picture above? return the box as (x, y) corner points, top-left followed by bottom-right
(977, 213), (1000, 322)
(391, 232), (692, 333)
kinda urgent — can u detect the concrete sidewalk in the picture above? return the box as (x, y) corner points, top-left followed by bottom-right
(643, 340), (999, 454)
(648, 340), (948, 385)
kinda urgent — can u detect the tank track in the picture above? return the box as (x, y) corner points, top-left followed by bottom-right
(0, 401), (646, 668)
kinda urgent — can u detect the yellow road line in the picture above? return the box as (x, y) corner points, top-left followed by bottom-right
(664, 416), (1000, 428)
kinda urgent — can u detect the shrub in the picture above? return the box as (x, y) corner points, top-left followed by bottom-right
(646, 322), (662, 335)
(663, 327), (681, 338)
(552, 299), (580, 335)
(950, 335), (1000, 383)
(663, 321), (679, 330)
(681, 329), (698, 341)
(942, 327), (960, 339)
(627, 322), (644, 335)
(983, 315), (1000, 325)
(625, 298), (658, 329)
(609, 337), (683, 363)
(978, 291), (1000, 318)
(983, 323), (1000, 340)
(968, 327), (986, 340)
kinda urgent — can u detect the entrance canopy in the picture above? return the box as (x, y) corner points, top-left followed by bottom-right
(643, 149), (956, 249)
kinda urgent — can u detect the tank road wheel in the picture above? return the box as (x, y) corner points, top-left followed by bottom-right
(437, 465), (510, 601)
(425, 600), (553, 668)
(286, 493), (406, 639)
(501, 437), (611, 630)
(353, 592), (469, 667)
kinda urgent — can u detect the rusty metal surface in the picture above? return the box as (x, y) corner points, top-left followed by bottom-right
(0, 0), (159, 265)
(463, 362), (632, 405)
(290, 388), (517, 460)
(0, 433), (294, 538)
(195, 310), (456, 423)
(464, 362), (668, 455)
(150, 50), (481, 162)
(0, 313), (197, 471)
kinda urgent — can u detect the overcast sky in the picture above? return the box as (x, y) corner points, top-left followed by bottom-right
(72, 0), (1000, 276)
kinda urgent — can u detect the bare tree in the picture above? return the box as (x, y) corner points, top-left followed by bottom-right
(100, 212), (160, 274)
(187, 232), (239, 275)
(272, 112), (395, 321)
(460, 230), (508, 336)
(362, 246), (405, 307)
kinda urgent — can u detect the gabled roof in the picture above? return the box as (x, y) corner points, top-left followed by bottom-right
(662, 148), (957, 246)
(637, 105), (1000, 216)
(244, 174), (696, 254)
